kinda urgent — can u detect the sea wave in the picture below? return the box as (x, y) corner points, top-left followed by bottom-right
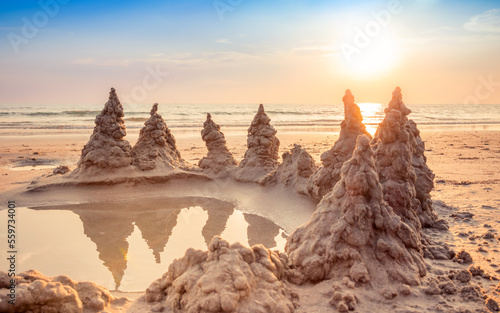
(126, 117), (148, 122)
(1, 120), (499, 130)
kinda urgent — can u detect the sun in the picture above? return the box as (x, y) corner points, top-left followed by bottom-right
(342, 35), (399, 78)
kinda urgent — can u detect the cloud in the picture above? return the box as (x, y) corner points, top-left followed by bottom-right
(291, 45), (336, 56)
(216, 38), (231, 44)
(464, 8), (500, 33)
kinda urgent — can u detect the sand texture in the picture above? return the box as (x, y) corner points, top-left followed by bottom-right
(233, 104), (280, 183)
(132, 103), (185, 171)
(307, 90), (371, 200)
(74, 88), (133, 173)
(198, 113), (237, 177)
(260, 144), (317, 194)
(132, 236), (296, 313)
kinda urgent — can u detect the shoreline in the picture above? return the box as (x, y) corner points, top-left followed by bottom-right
(1, 121), (500, 136)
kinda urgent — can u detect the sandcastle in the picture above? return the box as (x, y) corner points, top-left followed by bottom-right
(233, 104), (280, 182)
(260, 144), (317, 194)
(132, 103), (185, 171)
(0, 270), (129, 313)
(286, 136), (425, 291)
(372, 87), (437, 231)
(198, 113), (237, 176)
(21, 86), (487, 312)
(73, 88), (133, 174)
(307, 90), (371, 200)
(135, 236), (297, 313)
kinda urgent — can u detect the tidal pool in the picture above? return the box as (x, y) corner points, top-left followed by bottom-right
(0, 197), (287, 292)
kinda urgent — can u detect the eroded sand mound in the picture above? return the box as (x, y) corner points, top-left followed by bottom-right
(0, 270), (129, 313)
(233, 104), (280, 182)
(136, 236), (297, 313)
(198, 113), (237, 176)
(286, 136), (426, 292)
(307, 90), (370, 200)
(260, 144), (317, 194)
(132, 103), (184, 171)
(74, 88), (132, 173)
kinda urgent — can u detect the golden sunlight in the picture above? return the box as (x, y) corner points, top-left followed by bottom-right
(358, 102), (385, 136)
(345, 36), (398, 78)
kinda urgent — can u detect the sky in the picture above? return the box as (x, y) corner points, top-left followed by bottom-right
(0, 0), (499, 106)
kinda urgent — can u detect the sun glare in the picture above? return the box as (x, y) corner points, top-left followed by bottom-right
(357, 102), (385, 136)
(343, 36), (398, 78)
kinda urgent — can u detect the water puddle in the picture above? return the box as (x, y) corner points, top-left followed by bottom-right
(0, 197), (287, 292)
(9, 164), (57, 171)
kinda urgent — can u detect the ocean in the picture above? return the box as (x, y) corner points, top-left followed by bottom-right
(1, 102), (499, 135)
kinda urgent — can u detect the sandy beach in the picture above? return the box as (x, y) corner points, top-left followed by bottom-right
(1, 124), (499, 312)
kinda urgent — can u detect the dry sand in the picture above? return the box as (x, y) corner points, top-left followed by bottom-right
(0, 127), (499, 312)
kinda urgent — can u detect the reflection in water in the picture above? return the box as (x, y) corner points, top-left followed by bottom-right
(202, 205), (234, 246)
(244, 213), (281, 248)
(76, 210), (134, 290)
(135, 210), (181, 263)
(30, 197), (285, 291)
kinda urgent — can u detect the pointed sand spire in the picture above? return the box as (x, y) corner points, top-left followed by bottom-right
(372, 87), (438, 230)
(307, 89), (371, 199)
(76, 88), (132, 172)
(132, 103), (184, 171)
(233, 104), (280, 182)
(198, 113), (237, 176)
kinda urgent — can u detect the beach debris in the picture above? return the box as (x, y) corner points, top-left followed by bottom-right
(307, 89), (370, 200)
(52, 165), (70, 175)
(198, 113), (237, 176)
(286, 136), (425, 297)
(233, 104), (280, 182)
(453, 250), (473, 264)
(0, 270), (129, 313)
(487, 298), (500, 312)
(469, 265), (485, 277)
(451, 211), (474, 220)
(454, 269), (473, 283)
(140, 236), (297, 313)
(132, 103), (184, 171)
(75, 88), (133, 171)
(260, 144), (317, 194)
(423, 242), (456, 260)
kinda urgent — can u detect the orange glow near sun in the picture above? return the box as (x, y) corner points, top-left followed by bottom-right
(357, 102), (385, 136)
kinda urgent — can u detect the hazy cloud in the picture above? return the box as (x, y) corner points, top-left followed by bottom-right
(464, 8), (500, 33)
(216, 38), (231, 44)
